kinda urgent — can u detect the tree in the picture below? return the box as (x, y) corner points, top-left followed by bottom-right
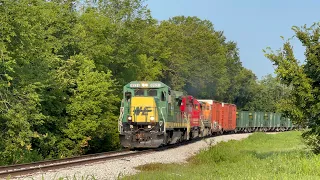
(156, 16), (230, 99)
(233, 68), (258, 110)
(73, 1), (165, 86)
(56, 55), (120, 156)
(264, 23), (319, 152)
(241, 74), (291, 112)
(223, 41), (244, 103)
(0, 0), (76, 164)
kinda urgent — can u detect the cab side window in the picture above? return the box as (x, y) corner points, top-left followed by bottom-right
(161, 91), (166, 101)
(125, 92), (132, 101)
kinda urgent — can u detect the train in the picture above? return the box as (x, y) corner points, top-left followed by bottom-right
(118, 81), (295, 149)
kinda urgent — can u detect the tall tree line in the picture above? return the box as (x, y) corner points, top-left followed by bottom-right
(0, 0), (285, 165)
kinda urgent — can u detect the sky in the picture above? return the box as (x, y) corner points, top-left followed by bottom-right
(146, 0), (320, 79)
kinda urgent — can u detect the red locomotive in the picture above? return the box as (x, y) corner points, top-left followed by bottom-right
(180, 95), (202, 138)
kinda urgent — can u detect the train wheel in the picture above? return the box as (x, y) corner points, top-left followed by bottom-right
(183, 131), (187, 141)
(179, 133), (184, 142)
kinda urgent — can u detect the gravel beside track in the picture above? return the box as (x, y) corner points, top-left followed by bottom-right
(13, 133), (251, 180)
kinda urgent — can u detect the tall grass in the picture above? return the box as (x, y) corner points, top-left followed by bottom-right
(123, 131), (320, 180)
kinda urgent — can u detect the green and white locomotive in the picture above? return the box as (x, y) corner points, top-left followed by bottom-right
(118, 81), (190, 148)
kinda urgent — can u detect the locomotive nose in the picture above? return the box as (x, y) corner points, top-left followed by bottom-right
(130, 97), (158, 123)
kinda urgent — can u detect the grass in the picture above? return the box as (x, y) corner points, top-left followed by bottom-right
(122, 131), (320, 180)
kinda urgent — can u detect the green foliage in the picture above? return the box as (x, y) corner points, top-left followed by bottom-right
(60, 55), (120, 155)
(241, 74), (291, 112)
(73, 1), (163, 85)
(232, 68), (259, 110)
(0, 0), (73, 164)
(123, 131), (318, 180)
(264, 23), (320, 152)
(156, 16), (229, 98)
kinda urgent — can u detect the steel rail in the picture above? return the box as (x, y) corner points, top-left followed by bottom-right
(0, 149), (153, 179)
(0, 133), (243, 179)
(0, 149), (129, 172)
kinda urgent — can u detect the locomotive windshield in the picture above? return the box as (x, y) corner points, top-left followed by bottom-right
(134, 89), (158, 97)
(148, 89), (158, 96)
(134, 89), (144, 96)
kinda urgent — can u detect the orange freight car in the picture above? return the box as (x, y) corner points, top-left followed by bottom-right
(221, 103), (237, 132)
(198, 100), (237, 134)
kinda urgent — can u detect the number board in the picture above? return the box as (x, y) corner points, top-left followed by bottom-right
(129, 83), (141, 88)
(149, 83), (162, 88)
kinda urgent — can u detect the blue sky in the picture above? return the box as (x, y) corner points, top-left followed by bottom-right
(146, 0), (320, 79)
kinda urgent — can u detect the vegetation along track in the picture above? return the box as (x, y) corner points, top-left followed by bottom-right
(0, 135), (215, 179)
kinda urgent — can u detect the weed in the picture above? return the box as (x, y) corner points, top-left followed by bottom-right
(135, 163), (168, 171)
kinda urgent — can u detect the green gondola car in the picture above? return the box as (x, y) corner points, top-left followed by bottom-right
(267, 112), (274, 131)
(236, 111), (295, 132)
(236, 111), (250, 132)
(274, 113), (281, 130)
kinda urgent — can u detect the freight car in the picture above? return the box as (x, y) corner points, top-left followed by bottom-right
(198, 100), (237, 134)
(118, 81), (295, 149)
(236, 111), (294, 132)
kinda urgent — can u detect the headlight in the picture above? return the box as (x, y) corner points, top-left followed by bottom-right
(148, 125), (151, 128)
(150, 116), (155, 121)
(127, 116), (132, 121)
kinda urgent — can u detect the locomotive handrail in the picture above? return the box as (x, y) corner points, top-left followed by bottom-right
(118, 107), (124, 133)
(160, 107), (166, 133)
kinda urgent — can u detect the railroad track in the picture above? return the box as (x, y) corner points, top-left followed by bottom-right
(0, 149), (154, 179)
(0, 135), (220, 179)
